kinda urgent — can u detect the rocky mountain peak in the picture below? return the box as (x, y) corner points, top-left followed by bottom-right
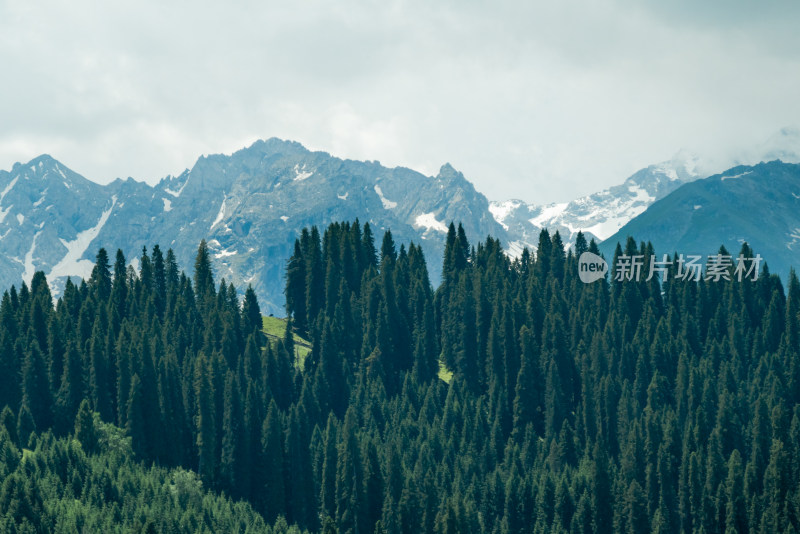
(0, 140), (505, 314)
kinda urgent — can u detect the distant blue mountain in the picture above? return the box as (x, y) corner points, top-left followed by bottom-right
(599, 160), (800, 279)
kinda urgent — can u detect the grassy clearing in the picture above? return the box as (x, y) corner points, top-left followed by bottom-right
(264, 317), (453, 381)
(262, 315), (290, 338)
(262, 316), (312, 369)
(438, 359), (453, 384)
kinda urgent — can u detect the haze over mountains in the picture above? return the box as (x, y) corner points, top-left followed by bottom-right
(1, 130), (799, 313)
(490, 127), (800, 255)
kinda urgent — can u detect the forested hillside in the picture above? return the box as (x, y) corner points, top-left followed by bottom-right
(0, 405), (298, 533)
(1, 220), (799, 533)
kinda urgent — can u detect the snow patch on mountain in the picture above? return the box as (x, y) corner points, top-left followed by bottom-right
(529, 203), (569, 228)
(654, 164), (679, 181)
(48, 196), (117, 283)
(414, 212), (448, 233)
(23, 231), (41, 284)
(628, 185), (654, 204)
(210, 194), (227, 230)
(374, 185), (397, 209)
(293, 164), (313, 181)
(33, 190), (47, 207)
(721, 171), (753, 181)
(164, 173), (190, 198)
(163, 198), (172, 212)
(583, 214), (639, 241)
(489, 200), (523, 231)
(788, 228), (800, 250)
(506, 240), (525, 259)
(1, 177), (18, 204)
(214, 249), (238, 259)
(54, 164), (67, 181)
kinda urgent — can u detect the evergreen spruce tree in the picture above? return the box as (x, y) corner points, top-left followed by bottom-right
(220, 371), (242, 496)
(89, 248), (112, 301)
(242, 285), (262, 337)
(56, 340), (85, 434)
(193, 354), (216, 484)
(20, 343), (52, 431)
(16, 402), (35, 448)
(336, 407), (363, 534)
(261, 400), (286, 523)
(88, 317), (112, 421)
(0, 327), (20, 414)
(305, 226), (325, 336)
(74, 399), (99, 454)
(193, 239), (215, 304)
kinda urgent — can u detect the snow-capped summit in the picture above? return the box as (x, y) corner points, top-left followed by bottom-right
(491, 150), (704, 257)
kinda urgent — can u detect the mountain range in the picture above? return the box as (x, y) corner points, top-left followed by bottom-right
(1, 132), (799, 313)
(488, 149), (704, 255)
(0, 139), (503, 314)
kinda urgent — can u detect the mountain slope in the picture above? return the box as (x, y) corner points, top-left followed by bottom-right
(0, 155), (118, 294)
(138, 139), (504, 313)
(490, 150), (703, 255)
(491, 128), (800, 256)
(0, 418), (274, 533)
(0, 139), (506, 313)
(600, 160), (800, 277)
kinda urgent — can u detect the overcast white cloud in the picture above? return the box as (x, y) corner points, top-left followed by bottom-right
(1, 0), (799, 203)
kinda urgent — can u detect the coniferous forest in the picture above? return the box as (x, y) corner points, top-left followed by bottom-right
(1, 220), (799, 533)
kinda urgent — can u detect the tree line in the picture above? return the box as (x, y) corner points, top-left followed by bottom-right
(0, 220), (798, 533)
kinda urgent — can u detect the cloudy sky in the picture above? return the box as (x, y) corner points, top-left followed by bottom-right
(1, 0), (799, 204)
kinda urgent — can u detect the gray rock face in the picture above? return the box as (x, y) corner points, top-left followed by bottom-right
(0, 155), (113, 294)
(0, 139), (506, 314)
